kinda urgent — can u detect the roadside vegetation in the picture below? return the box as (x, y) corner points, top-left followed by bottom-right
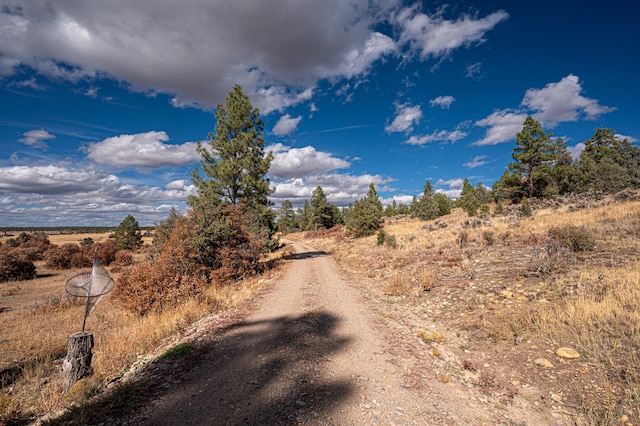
(292, 193), (640, 425)
(1, 90), (639, 424)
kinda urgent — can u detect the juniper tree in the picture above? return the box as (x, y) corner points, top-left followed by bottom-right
(276, 200), (298, 234)
(434, 192), (452, 216)
(509, 116), (556, 199)
(413, 180), (439, 221)
(459, 178), (479, 217)
(347, 183), (383, 237)
(113, 214), (142, 251)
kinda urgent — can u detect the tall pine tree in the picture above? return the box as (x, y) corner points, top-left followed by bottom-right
(509, 116), (556, 199)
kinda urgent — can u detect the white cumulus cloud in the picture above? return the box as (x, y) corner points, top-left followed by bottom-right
(474, 75), (616, 145)
(385, 103), (423, 133)
(86, 131), (200, 168)
(522, 74), (616, 126)
(474, 110), (528, 146)
(272, 114), (303, 136)
(267, 143), (350, 179)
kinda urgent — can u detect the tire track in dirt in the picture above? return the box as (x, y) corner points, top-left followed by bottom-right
(132, 241), (525, 425)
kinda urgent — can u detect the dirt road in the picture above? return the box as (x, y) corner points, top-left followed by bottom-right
(128, 241), (548, 425)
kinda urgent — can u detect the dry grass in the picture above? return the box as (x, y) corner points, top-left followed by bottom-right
(0, 232), (285, 423)
(293, 192), (640, 424)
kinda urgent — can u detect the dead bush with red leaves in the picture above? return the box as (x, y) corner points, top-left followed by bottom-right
(113, 250), (134, 266)
(113, 218), (209, 316)
(93, 239), (117, 265)
(43, 243), (82, 269)
(43, 239), (118, 269)
(17, 232), (51, 261)
(0, 248), (37, 282)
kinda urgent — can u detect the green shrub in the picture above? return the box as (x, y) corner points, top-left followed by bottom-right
(376, 230), (397, 248)
(483, 231), (495, 245)
(520, 198), (532, 217)
(79, 237), (94, 246)
(385, 234), (397, 248)
(157, 342), (196, 360)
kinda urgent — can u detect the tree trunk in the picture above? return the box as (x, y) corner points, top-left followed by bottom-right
(62, 332), (94, 394)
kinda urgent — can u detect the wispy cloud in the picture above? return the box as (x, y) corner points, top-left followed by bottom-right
(406, 129), (467, 145)
(429, 95), (455, 109)
(19, 129), (55, 150)
(463, 155), (490, 168)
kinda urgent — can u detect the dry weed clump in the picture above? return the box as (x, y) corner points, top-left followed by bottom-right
(418, 330), (444, 344)
(548, 225), (596, 252)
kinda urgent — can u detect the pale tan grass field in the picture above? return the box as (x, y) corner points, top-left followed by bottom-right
(295, 195), (640, 422)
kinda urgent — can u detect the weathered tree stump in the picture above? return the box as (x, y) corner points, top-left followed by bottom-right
(62, 332), (94, 394)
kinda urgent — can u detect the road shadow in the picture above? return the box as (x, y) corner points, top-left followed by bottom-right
(47, 311), (352, 425)
(286, 250), (328, 260)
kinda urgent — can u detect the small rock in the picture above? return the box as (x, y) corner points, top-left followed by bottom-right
(555, 347), (580, 359)
(534, 358), (554, 368)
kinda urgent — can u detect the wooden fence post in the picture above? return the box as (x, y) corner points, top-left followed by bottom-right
(62, 332), (94, 394)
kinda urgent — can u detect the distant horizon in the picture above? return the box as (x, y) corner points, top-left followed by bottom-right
(1, 0), (638, 227)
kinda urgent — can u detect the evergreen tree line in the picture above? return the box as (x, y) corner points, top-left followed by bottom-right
(275, 116), (639, 231)
(110, 90), (637, 314)
(493, 117), (640, 201)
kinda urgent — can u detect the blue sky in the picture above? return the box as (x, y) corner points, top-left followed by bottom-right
(1, 0), (638, 226)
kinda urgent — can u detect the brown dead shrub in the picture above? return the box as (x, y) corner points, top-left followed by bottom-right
(0, 248), (37, 282)
(113, 219), (209, 316)
(304, 225), (345, 241)
(92, 238), (118, 265)
(113, 250), (133, 266)
(43, 243), (81, 269)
